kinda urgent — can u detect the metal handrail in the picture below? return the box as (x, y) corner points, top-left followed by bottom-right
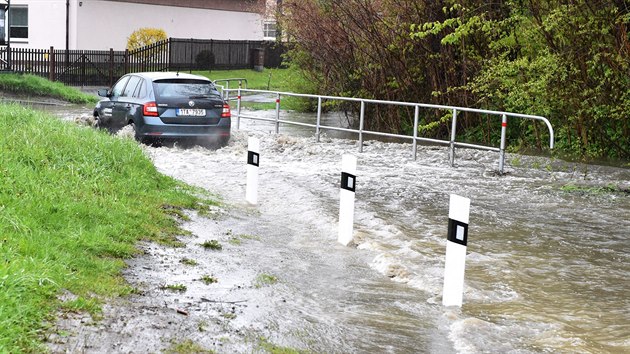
(226, 88), (555, 173)
(213, 78), (247, 98)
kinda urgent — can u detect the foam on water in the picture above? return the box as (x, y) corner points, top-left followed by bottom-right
(144, 127), (630, 353)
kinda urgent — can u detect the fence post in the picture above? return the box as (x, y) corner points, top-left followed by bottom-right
(124, 49), (129, 74)
(236, 86), (242, 130)
(109, 48), (114, 87)
(275, 93), (280, 134)
(449, 109), (458, 166)
(359, 101), (365, 153)
(316, 96), (322, 143)
(413, 105), (419, 160)
(189, 38), (193, 73)
(499, 114), (507, 174)
(80, 51), (86, 88)
(168, 38), (173, 71)
(48, 46), (55, 82)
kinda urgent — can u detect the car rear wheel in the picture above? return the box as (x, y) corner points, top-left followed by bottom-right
(130, 122), (160, 146)
(130, 122), (139, 140)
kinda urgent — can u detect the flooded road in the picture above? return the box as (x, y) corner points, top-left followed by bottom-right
(47, 104), (629, 353)
(146, 126), (629, 353)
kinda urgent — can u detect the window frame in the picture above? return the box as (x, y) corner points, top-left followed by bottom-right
(111, 76), (131, 98)
(263, 20), (277, 41)
(122, 76), (141, 98)
(8, 5), (28, 41)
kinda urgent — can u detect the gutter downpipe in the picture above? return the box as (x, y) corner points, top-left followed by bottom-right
(65, 0), (69, 51)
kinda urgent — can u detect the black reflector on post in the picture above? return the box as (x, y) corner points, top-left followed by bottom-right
(340, 172), (356, 192)
(447, 218), (468, 246)
(247, 151), (259, 167)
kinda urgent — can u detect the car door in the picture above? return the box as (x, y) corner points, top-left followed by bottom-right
(119, 75), (142, 124)
(110, 76), (131, 128)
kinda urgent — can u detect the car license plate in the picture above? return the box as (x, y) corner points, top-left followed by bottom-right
(177, 108), (206, 116)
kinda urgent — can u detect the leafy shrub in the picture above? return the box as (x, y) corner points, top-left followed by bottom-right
(127, 28), (168, 51)
(195, 50), (215, 70)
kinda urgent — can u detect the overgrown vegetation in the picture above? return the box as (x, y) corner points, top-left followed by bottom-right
(281, 0), (629, 160)
(0, 104), (211, 352)
(0, 73), (98, 104)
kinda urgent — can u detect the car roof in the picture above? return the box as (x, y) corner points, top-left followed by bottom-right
(130, 72), (212, 82)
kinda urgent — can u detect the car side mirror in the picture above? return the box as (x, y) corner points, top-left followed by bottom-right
(97, 89), (110, 97)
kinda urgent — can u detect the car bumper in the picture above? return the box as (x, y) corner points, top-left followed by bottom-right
(136, 116), (231, 138)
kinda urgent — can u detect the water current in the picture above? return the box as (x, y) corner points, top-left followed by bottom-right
(49, 104), (629, 353)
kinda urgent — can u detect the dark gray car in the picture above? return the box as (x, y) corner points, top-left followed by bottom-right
(94, 72), (231, 146)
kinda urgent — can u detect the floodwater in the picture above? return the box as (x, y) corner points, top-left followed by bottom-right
(49, 105), (629, 353)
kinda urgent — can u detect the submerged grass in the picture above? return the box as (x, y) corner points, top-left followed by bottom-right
(195, 67), (317, 112)
(0, 103), (211, 352)
(0, 73), (98, 104)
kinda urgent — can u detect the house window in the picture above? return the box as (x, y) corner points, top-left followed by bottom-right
(0, 9), (5, 44)
(263, 21), (277, 40)
(9, 6), (28, 40)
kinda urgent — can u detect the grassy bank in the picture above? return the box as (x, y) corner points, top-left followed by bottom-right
(0, 73), (98, 104)
(196, 67), (316, 111)
(0, 104), (213, 352)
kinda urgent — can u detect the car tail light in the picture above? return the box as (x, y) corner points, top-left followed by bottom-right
(221, 103), (231, 118)
(143, 102), (159, 117)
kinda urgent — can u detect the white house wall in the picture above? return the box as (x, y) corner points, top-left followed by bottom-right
(8, 0), (263, 50)
(75, 0), (263, 50)
(9, 0), (69, 49)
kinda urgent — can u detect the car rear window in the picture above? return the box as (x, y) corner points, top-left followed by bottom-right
(153, 79), (221, 99)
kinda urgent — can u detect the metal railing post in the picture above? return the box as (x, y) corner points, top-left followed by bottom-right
(499, 114), (507, 174)
(275, 93), (281, 134)
(413, 105), (419, 160)
(316, 96), (322, 142)
(236, 87), (242, 130)
(449, 109), (457, 166)
(359, 101), (365, 153)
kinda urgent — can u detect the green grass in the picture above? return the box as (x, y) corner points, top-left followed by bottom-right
(0, 73), (98, 104)
(160, 284), (188, 292)
(258, 337), (304, 354)
(164, 339), (214, 354)
(560, 183), (624, 194)
(195, 67), (317, 112)
(255, 274), (278, 288)
(0, 103), (212, 352)
(180, 257), (198, 266)
(200, 275), (218, 285)
(200, 240), (223, 250)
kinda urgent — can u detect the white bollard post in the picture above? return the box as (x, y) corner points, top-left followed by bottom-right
(246, 137), (260, 204)
(338, 154), (357, 246)
(442, 194), (471, 307)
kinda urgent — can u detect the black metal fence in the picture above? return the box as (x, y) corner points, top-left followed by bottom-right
(0, 38), (285, 86)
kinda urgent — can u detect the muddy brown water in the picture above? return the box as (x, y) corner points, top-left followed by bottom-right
(41, 104), (630, 353)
